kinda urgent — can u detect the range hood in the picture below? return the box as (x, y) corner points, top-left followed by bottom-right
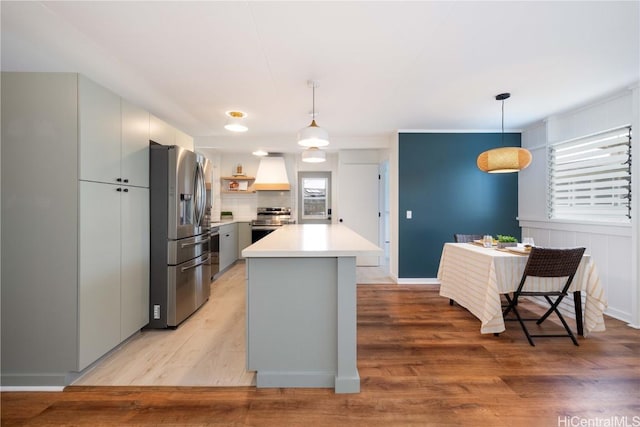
(254, 156), (290, 191)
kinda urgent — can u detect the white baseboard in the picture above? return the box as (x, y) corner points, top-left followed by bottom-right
(0, 386), (64, 392)
(396, 278), (440, 285)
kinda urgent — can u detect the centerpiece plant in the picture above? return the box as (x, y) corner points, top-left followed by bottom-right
(496, 234), (518, 248)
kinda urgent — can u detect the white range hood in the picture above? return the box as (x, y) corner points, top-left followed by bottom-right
(254, 156), (290, 191)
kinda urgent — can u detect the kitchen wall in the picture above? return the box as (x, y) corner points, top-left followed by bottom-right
(396, 132), (521, 280)
(197, 149), (370, 228)
(197, 151), (335, 221)
(519, 86), (639, 325)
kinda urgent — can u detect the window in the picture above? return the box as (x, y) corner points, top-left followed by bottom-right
(548, 126), (631, 223)
(301, 177), (328, 220)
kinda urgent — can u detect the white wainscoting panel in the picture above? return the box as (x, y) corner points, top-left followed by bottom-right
(521, 222), (632, 323)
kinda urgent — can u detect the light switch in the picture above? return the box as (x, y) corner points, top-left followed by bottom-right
(406, 210), (412, 219)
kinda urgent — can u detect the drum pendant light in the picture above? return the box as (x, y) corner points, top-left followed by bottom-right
(298, 80), (329, 147)
(477, 93), (532, 173)
(301, 146), (326, 163)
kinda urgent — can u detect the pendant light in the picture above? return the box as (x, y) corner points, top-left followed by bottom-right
(298, 80), (329, 147)
(301, 147), (327, 163)
(477, 93), (532, 173)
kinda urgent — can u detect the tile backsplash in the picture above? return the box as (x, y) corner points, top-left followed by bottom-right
(220, 191), (294, 220)
(257, 191), (293, 208)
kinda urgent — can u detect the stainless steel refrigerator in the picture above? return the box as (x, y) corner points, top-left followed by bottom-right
(149, 144), (211, 328)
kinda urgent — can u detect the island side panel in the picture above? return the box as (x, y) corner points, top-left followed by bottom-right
(335, 256), (360, 393)
(246, 257), (338, 388)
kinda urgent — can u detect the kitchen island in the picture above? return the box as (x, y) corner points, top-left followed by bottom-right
(242, 224), (382, 393)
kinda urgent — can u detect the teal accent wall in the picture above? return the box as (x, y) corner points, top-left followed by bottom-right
(399, 132), (521, 278)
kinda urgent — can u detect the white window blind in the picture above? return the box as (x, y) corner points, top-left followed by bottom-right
(548, 126), (631, 222)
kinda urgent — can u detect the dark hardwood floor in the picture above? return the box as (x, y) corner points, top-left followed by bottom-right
(2, 285), (639, 426)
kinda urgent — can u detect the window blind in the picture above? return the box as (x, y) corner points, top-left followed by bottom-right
(548, 126), (631, 222)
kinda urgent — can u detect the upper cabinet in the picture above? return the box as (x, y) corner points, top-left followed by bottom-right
(150, 115), (194, 152)
(79, 75), (122, 185)
(175, 128), (194, 151)
(79, 76), (150, 188)
(121, 100), (150, 187)
(150, 115), (175, 146)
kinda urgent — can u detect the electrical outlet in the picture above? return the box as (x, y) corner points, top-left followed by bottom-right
(406, 210), (412, 219)
(153, 304), (160, 319)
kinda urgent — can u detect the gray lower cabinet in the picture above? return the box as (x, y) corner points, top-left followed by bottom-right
(1, 72), (151, 386)
(79, 182), (122, 369)
(219, 223), (238, 272)
(238, 222), (252, 259)
(79, 181), (149, 370)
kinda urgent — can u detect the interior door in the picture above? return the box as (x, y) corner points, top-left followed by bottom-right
(298, 172), (332, 224)
(338, 163), (380, 266)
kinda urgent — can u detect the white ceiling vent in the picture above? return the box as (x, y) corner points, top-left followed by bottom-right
(254, 156), (290, 191)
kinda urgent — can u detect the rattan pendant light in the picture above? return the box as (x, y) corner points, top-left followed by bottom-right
(477, 93), (532, 173)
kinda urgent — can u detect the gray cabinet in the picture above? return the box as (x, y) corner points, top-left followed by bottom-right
(79, 75), (121, 184)
(121, 100), (150, 187)
(149, 115), (194, 151)
(150, 114), (175, 145)
(238, 222), (252, 259)
(79, 181), (122, 369)
(78, 78), (151, 370)
(120, 186), (150, 339)
(78, 181), (150, 369)
(79, 77), (150, 188)
(220, 223), (238, 272)
(1, 72), (151, 385)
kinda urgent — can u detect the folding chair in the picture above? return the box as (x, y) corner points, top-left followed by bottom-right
(502, 247), (585, 346)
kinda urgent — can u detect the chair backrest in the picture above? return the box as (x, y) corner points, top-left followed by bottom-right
(453, 234), (483, 243)
(523, 247), (585, 278)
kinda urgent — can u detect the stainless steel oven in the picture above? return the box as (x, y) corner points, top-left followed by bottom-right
(251, 207), (293, 243)
(251, 225), (279, 243)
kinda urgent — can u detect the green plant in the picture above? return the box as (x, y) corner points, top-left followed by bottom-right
(497, 234), (517, 243)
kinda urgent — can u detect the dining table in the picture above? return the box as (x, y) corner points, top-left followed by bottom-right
(437, 242), (607, 336)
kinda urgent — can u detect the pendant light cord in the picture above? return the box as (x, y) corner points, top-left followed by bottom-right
(501, 98), (504, 146)
(312, 84), (316, 119)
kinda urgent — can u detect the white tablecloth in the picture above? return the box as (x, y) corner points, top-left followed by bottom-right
(437, 243), (607, 335)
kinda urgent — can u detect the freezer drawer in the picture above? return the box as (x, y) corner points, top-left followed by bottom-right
(168, 233), (210, 265)
(167, 253), (211, 327)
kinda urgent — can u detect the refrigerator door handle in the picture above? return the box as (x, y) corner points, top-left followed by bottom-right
(180, 254), (211, 272)
(193, 162), (206, 226)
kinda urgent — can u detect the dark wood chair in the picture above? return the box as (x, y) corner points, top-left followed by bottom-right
(501, 247), (585, 346)
(453, 234), (483, 243)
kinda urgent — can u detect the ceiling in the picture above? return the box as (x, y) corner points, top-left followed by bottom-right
(2, 1), (639, 154)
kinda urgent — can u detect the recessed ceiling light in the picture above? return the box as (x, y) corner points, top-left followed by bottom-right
(224, 111), (248, 132)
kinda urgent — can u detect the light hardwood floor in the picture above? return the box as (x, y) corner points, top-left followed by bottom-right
(73, 261), (394, 387)
(72, 262), (255, 387)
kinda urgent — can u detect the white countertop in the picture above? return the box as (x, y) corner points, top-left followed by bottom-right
(242, 224), (383, 258)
